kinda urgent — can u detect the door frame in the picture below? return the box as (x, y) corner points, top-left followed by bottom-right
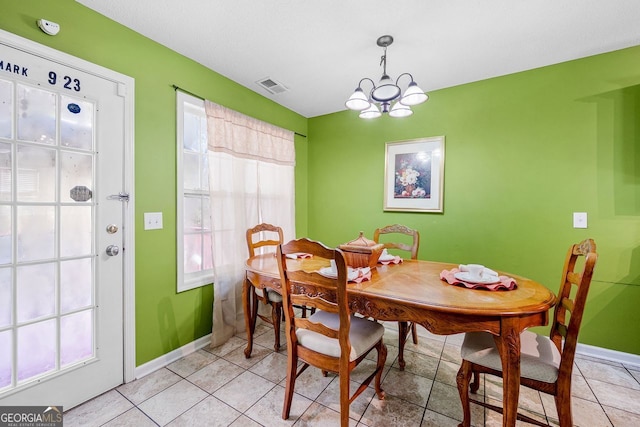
(0, 29), (136, 384)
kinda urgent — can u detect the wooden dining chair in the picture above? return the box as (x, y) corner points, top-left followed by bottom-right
(244, 223), (285, 355)
(373, 224), (420, 370)
(456, 239), (598, 427)
(277, 238), (387, 427)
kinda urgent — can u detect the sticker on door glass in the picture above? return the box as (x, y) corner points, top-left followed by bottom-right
(67, 103), (81, 114)
(70, 185), (92, 202)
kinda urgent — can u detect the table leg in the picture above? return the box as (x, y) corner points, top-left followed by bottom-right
(398, 321), (408, 370)
(493, 319), (521, 427)
(243, 277), (254, 358)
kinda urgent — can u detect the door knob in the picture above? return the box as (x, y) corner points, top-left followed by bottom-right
(106, 245), (120, 256)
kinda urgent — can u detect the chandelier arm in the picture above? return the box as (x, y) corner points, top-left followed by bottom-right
(357, 77), (376, 92)
(395, 72), (415, 86)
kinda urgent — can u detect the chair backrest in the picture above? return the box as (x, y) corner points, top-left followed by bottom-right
(277, 238), (351, 358)
(373, 224), (420, 259)
(551, 238), (598, 378)
(246, 223), (284, 257)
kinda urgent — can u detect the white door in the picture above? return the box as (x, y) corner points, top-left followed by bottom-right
(0, 31), (134, 409)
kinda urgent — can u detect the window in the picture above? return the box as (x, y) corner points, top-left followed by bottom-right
(176, 91), (213, 292)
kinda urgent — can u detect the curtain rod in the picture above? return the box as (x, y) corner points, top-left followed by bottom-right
(172, 84), (307, 138)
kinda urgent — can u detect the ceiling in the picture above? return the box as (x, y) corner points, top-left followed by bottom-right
(76, 0), (640, 118)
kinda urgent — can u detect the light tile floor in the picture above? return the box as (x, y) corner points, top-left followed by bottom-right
(64, 323), (640, 426)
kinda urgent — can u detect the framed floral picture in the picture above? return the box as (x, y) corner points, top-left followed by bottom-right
(383, 136), (445, 212)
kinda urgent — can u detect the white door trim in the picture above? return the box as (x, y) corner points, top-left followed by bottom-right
(0, 29), (137, 384)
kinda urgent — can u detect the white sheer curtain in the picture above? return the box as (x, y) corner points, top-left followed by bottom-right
(205, 101), (295, 347)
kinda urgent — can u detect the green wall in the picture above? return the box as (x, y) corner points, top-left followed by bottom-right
(0, 0), (307, 365)
(307, 46), (640, 355)
(2, 0), (639, 361)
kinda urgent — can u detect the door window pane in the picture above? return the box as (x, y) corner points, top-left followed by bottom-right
(61, 258), (92, 313)
(0, 205), (10, 264)
(61, 206), (92, 257)
(17, 84), (56, 145)
(16, 206), (55, 262)
(60, 96), (93, 150)
(0, 267), (11, 327)
(0, 79), (12, 139)
(0, 141), (11, 201)
(17, 263), (55, 322)
(17, 319), (56, 382)
(16, 144), (56, 202)
(60, 151), (92, 203)
(61, 310), (93, 367)
(0, 330), (10, 388)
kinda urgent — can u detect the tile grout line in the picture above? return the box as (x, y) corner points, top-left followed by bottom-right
(65, 330), (637, 427)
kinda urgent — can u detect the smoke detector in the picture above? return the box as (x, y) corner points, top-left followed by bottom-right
(256, 77), (288, 94)
(37, 19), (60, 36)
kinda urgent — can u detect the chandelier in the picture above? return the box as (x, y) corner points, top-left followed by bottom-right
(345, 35), (428, 119)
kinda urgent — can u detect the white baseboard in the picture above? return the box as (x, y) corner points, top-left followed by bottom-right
(130, 331), (640, 383)
(133, 334), (212, 380)
(384, 321), (640, 368)
(577, 343), (640, 368)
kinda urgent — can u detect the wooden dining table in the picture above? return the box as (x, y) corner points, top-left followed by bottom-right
(244, 254), (556, 427)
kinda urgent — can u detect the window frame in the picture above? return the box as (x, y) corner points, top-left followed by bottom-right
(176, 91), (213, 292)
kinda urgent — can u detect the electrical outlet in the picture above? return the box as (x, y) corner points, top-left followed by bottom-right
(144, 212), (163, 230)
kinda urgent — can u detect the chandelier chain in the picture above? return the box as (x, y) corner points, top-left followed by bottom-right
(380, 47), (387, 75)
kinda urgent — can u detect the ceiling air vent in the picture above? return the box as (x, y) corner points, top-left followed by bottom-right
(256, 77), (288, 94)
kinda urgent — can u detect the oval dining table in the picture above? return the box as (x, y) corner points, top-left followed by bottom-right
(244, 254), (556, 427)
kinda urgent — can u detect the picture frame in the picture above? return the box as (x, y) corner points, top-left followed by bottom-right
(383, 136), (445, 212)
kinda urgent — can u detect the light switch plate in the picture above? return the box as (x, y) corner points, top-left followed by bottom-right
(573, 212), (587, 229)
(144, 212), (163, 230)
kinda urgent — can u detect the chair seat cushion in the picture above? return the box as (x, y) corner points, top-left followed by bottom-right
(461, 330), (562, 383)
(254, 287), (282, 303)
(296, 310), (385, 362)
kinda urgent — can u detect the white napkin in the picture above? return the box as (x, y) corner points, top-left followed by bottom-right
(378, 248), (395, 262)
(458, 264), (499, 278)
